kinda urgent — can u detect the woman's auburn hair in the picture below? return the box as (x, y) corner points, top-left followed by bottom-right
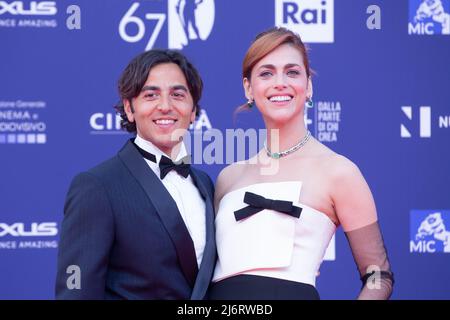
(235, 27), (311, 114)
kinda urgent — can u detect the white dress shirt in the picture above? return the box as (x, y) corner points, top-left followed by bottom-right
(134, 135), (206, 268)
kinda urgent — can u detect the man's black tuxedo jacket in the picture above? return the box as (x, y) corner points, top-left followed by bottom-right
(55, 140), (216, 299)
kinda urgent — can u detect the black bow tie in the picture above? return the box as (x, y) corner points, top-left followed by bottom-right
(234, 192), (302, 221)
(158, 155), (190, 179)
(133, 142), (190, 179)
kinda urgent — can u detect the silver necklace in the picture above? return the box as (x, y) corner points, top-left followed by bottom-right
(264, 130), (311, 159)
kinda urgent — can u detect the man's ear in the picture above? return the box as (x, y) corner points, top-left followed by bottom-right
(124, 99), (135, 122)
(190, 106), (196, 124)
(243, 77), (253, 101)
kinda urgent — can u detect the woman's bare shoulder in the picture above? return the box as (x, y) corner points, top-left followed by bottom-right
(308, 140), (360, 178)
(327, 154), (362, 181)
(214, 161), (249, 206)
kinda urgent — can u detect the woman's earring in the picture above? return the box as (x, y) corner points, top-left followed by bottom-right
(247, 99), (254, 108)
(306, 97), (313, 107)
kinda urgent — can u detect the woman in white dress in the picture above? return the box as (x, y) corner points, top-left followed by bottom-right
(209, 27), (394, 300)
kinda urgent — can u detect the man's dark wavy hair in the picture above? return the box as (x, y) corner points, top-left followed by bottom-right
(114, 49), (203, 133)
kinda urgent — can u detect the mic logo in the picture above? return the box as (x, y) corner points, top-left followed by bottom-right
(408, 0), (450, 35)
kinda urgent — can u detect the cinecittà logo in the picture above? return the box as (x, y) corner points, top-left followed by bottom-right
(89, 109), (212, 135)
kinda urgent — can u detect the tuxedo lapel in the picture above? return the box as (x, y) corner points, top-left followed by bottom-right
(118, 140), (198, 288)
(189, 168), (216, 300)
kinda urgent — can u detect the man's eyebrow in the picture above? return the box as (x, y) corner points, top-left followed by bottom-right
(171, 85), (188, 92)
(140, 85), (188, 92)
(141, 85), (159, 92)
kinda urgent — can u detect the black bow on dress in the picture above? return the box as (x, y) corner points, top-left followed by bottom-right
(234, 192), (302, 221)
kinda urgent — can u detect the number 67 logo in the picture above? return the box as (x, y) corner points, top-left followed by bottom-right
(118, 2), (165, 51)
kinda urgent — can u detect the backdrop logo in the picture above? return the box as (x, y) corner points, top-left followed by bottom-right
(400, 106), (450, 138)
(410, 210), (450, 253)
(169, 0), (215, 49)
(119, 0), (215, 50)
(305, 100), (341, 143)
(401, 106), (431, 138)
(89, 112), (124, 135)
(89, 110), (212, 136)
(0, 1), (57, 16)
(408, 0), (450, 35)
(0, 221), (58, 249)
(275, 0), (334, 43)
(0, 222), (57, 237)
(0, 100), (48, 144)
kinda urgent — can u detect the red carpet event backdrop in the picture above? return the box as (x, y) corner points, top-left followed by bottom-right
(1, 0), (449, 299)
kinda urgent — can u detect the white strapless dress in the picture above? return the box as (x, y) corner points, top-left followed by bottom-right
(212, 181), (336, 287)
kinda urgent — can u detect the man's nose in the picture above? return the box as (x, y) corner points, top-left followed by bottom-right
(157, 94), (172, 112)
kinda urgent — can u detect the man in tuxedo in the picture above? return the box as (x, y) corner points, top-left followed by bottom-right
(55, 49), (216, 299)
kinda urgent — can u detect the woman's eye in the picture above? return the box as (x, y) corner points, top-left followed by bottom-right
(259, 71), (272, 78)
(287, 70), (300, 76)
